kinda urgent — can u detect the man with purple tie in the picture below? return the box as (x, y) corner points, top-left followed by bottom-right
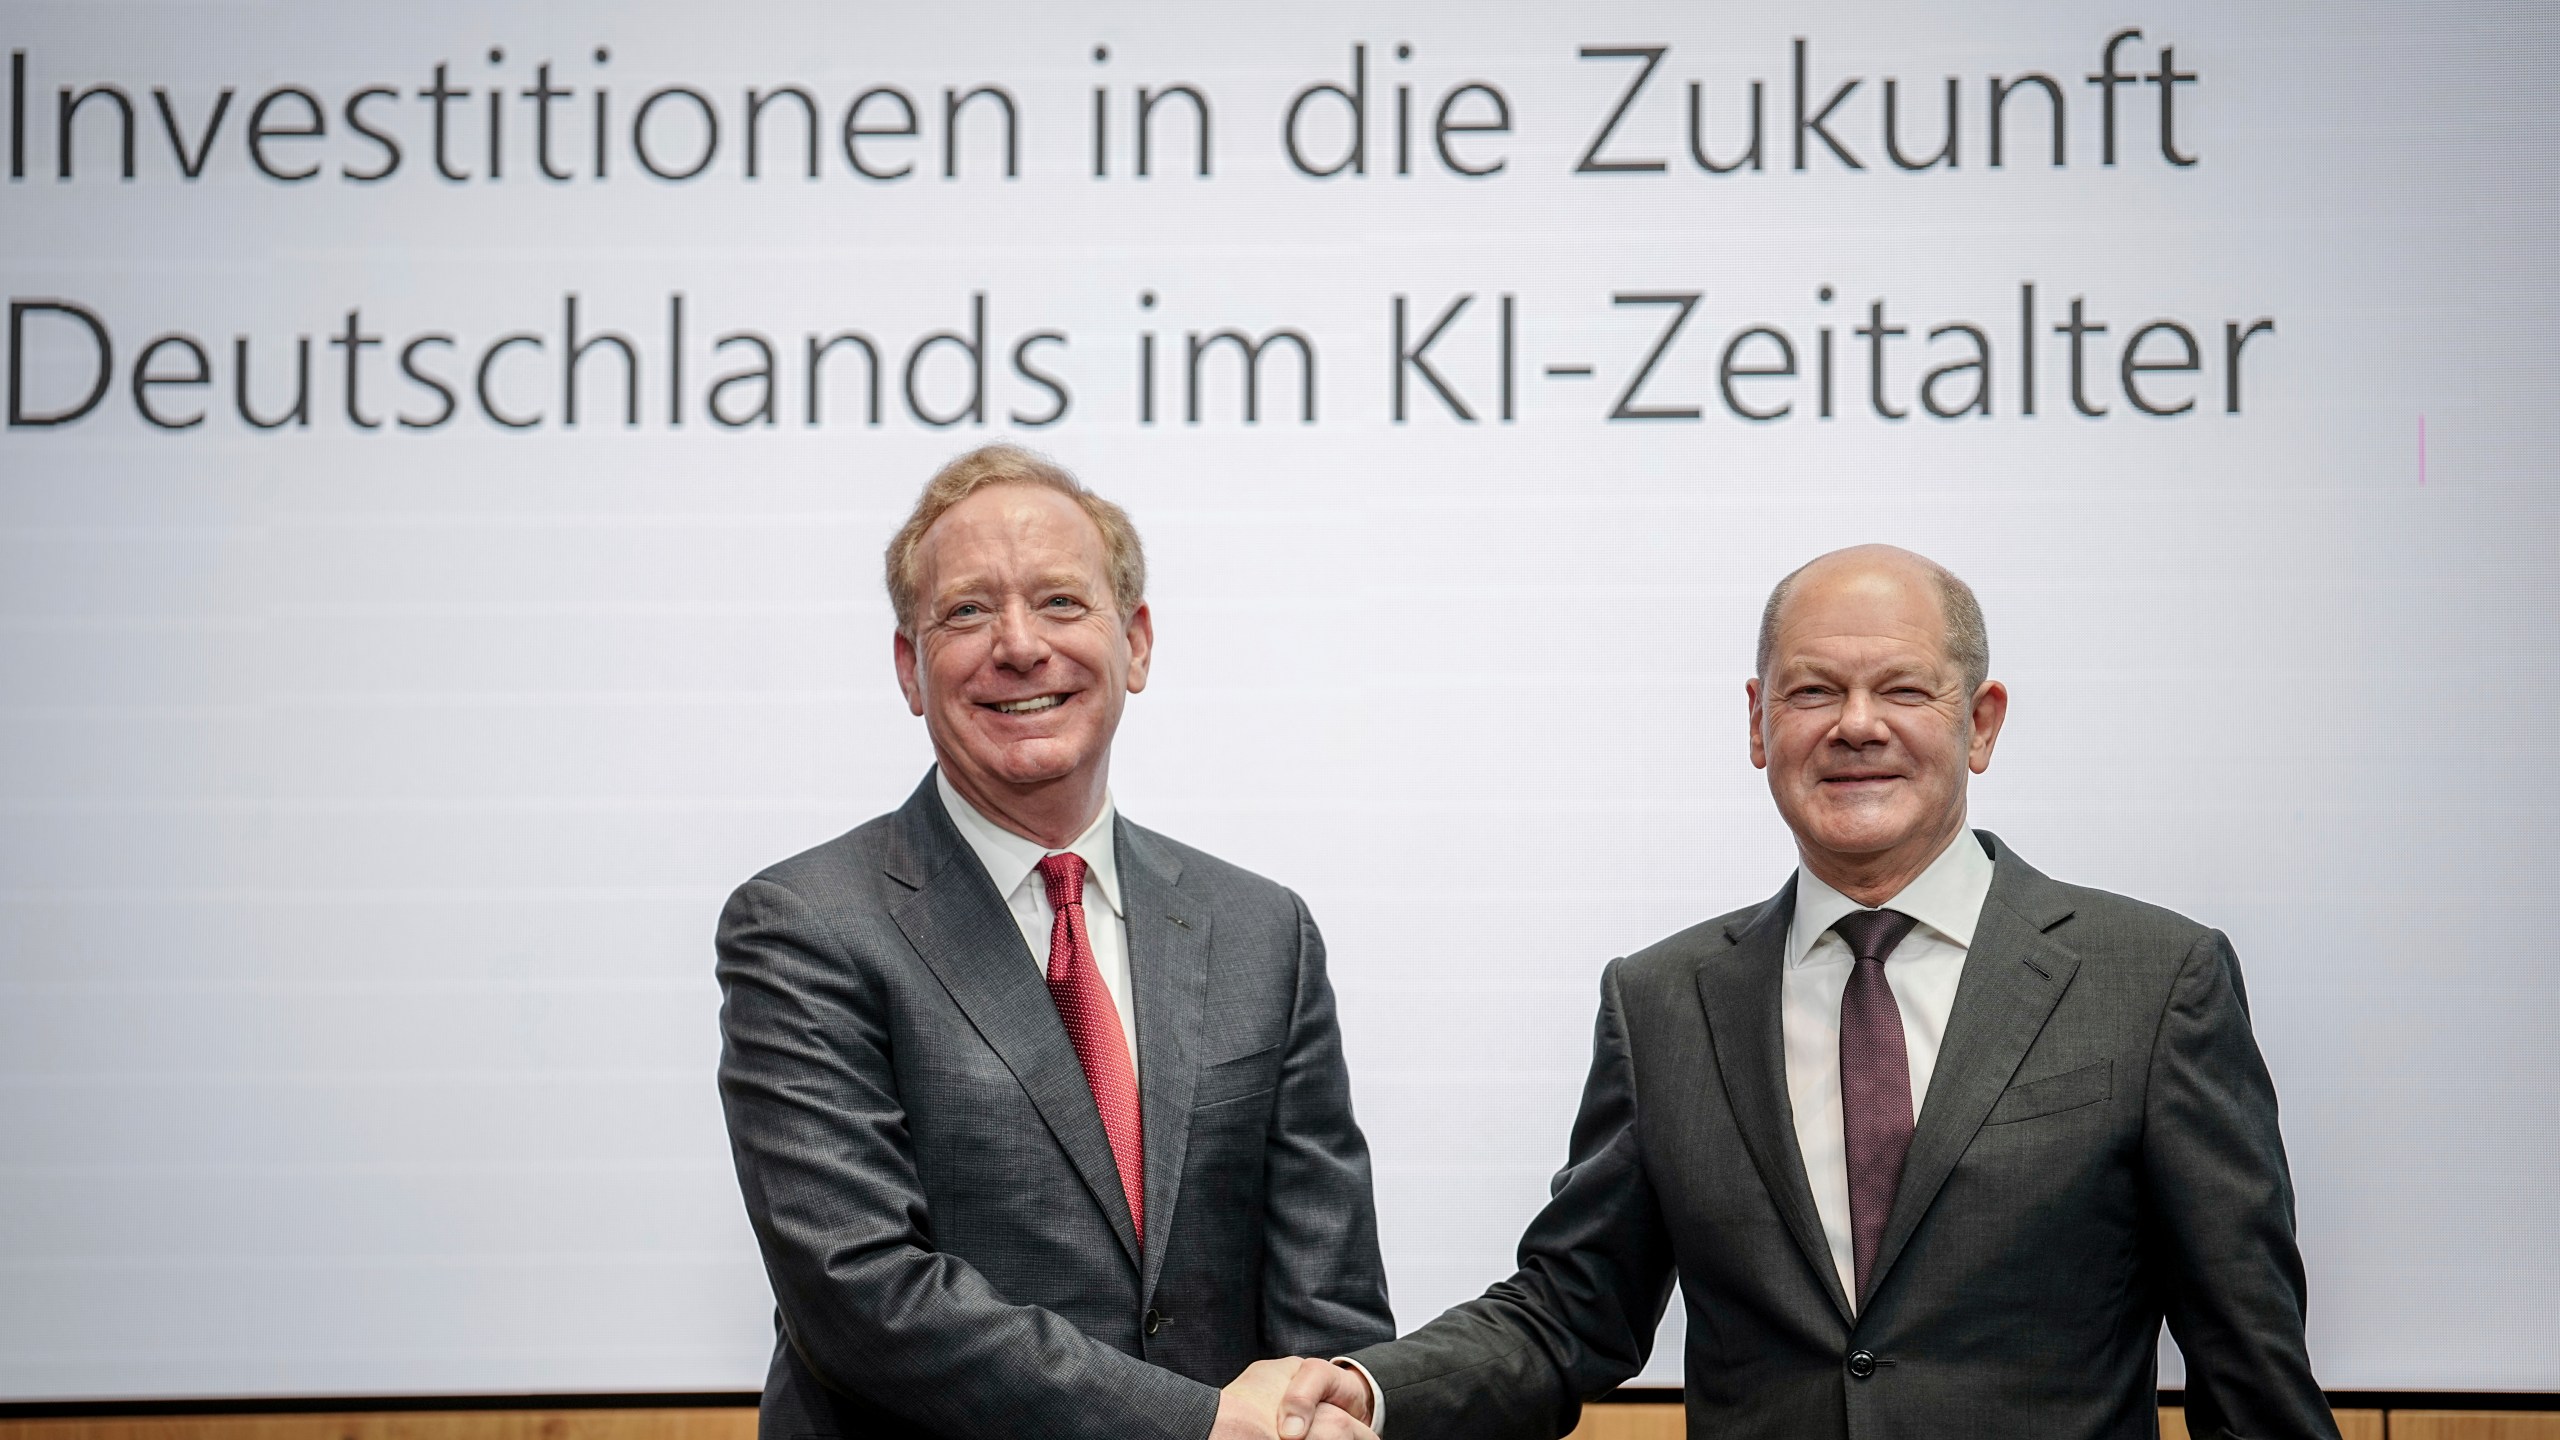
(1270, 544), (2336, 1440)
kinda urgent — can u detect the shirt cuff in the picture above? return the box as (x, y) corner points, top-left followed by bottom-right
(1330, 1357), (1385, 1434)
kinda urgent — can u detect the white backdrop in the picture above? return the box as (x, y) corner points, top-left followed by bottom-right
(3, 0), (2556, 1401)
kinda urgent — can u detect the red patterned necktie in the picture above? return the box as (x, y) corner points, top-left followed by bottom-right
(1833, 906), (1921, 1305)
(1035, 851), (1144, 1243)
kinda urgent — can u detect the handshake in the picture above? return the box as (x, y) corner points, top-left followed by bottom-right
(1211, 1358), (1380, 1440)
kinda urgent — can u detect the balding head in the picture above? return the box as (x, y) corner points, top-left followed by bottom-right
(1757, 545), (1989, 694)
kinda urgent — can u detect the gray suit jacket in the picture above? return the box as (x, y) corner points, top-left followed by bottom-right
(718, 773), (1393, 1440)
(1355, 833), (2336, 1440)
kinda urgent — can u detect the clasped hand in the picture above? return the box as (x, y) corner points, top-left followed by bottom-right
(1213, 1356), (1376, 1440)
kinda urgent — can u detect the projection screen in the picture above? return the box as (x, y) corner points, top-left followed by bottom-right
(2, 0), (2554, 1399)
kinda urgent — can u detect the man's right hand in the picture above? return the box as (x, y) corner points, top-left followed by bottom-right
(1275, 1357), (1375, 1439)
(1212, 1360), (1298, 1440)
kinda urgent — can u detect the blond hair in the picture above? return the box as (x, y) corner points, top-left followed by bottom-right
(884, 445), (1147, 636)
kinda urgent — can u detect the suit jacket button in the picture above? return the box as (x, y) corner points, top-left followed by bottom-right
(1144, 1309), (1165, 1336)
(1847, 1349), (1877, 1379)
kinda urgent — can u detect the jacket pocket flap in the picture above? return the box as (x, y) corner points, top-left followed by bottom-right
(1984, 1059), (2111, 1125)
(1192, 1040), (1283, 1108)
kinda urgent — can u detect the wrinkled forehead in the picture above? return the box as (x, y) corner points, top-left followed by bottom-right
(915, 484), (1111, 593)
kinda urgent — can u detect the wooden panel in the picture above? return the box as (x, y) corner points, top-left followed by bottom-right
(1564, 1403), (1685, 1440)
(2391, 1415), (2560, 1440)
(0, 1411), (757, 1440)
(0, 1400), (2421, 1440)
(1560, 1402), (2395, 1438)
(1575, 1404), (2392, 1439)
(2163, 1406), (2381, 1440)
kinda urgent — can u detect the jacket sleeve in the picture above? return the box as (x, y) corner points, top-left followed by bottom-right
(716, 875), (1222, 1440)
(1255, 893), (1396, 1355)
(2141, 929), (2340, 1440)
(1351, 959), (1678, 1440)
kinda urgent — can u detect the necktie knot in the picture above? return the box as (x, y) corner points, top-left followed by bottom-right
(1831, 907), (1919, 965)
(1036, 851), (1088, 910)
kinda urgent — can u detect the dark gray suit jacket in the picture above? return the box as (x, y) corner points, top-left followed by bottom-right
(1355, 833), (2335, 1440)
(718, 773), (1393, 1440)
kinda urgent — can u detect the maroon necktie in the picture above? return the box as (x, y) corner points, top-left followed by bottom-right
(1035, 852), (1145, 1243)
(1833, 906), (1920, 1304)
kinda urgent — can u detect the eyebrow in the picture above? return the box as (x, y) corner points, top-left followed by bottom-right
(931, 569), (1095, 602)
(1781, 659), (1937, 686)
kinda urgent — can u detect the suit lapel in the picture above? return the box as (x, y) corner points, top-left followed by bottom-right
(1694, 877), (1856, 1326)
(1863, 835), (2081, 1303)
(884, 775), (1143, 1268)
(1118, 820), (1209, 1303)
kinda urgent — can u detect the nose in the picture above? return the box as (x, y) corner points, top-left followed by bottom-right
(988, 598), (1050, 673)
(1835, 686), (1891, 746)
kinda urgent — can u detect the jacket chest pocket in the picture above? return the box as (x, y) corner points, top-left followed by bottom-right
(1983, 1059), (2112, 1125)
(1192, 1041), (1281, 1110)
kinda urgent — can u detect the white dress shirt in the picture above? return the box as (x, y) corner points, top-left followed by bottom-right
(935, 771), (1140, 1076)
(1783, 826), (1996, 1311)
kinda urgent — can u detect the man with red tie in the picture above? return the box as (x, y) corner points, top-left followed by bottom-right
(716, 445), (1392, 1440)
(1268, 544), (2337, 1440)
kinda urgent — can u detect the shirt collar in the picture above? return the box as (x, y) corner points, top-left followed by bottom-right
(1786, 825), (1997, 968)
(934, 768), (1125, 918)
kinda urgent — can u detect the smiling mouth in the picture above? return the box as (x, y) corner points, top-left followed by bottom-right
(984, 694), (1069, 715)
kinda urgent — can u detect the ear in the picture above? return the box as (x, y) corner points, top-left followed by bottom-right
(1966, 678), (2008, 773)
(1122, 602), (1154, 694)
(893, 630), (926, 717)
(1745, 677), (1769, 770)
